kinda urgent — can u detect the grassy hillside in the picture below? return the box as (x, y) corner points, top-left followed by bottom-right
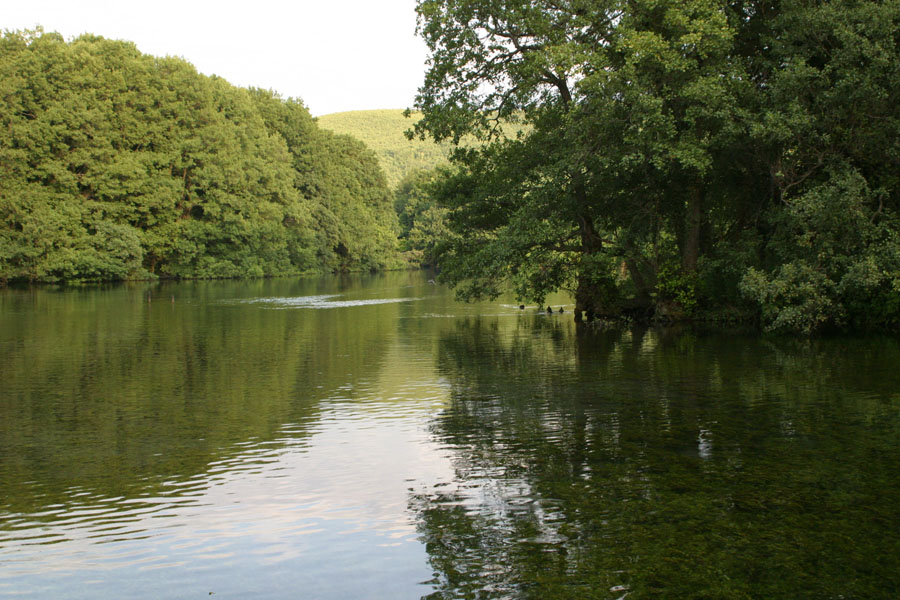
(317, 110), (449, 189)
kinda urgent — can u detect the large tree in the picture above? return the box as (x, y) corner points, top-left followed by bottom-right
(412, 0), (745, 320)
(738, 0), (900, 332)
(413, 0), (900, 331)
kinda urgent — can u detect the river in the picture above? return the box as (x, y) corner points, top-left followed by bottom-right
(1, 272), (899, 599)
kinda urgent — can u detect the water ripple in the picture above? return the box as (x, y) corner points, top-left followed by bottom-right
(224, 294), (422, 309)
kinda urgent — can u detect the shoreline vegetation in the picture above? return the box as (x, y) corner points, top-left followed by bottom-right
(0, 29), (402, 286)
(4, 0), (900, 336)
(407, 0), (900, 334)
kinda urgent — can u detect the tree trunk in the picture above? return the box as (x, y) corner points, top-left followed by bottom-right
(574, 212), (604, 323)
(624, 256), (654, 309)
(682, 185), (703, 273)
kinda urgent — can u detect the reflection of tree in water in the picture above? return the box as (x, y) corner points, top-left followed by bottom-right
(415, 321), (900, 599)
(0, 278), (402, 516)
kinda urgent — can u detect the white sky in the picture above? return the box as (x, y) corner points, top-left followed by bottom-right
(3, 0), (428, 116)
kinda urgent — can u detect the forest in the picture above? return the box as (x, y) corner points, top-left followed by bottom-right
(0, 29), (401, 283)
(410, 0), (900, 333)
(3, 0), (900, 335)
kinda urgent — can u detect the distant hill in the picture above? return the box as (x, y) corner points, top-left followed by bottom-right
(317, 110), (449, 189)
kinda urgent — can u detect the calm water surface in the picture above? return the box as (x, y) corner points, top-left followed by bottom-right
(1, 272), (899, 599)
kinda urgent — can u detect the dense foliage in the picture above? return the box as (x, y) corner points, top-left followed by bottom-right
(394, 168), (452, 267)
(412, 0), (900, 333)
(0, 30), (400, 283)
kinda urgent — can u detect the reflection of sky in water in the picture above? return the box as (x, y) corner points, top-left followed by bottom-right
(6, 275), (900, 599)
(0, 389), (455, 600)
(0, 274), (577, 599)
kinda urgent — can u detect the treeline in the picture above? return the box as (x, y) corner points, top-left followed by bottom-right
(0, 30), (400, 283)
(411, 0), (900, 333)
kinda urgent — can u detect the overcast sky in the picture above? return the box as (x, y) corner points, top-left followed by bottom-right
(4, 0), (429, 116)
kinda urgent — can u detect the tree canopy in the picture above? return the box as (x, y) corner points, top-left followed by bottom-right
(411, 0), (900, 333)
(0, 30), (400, 283)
